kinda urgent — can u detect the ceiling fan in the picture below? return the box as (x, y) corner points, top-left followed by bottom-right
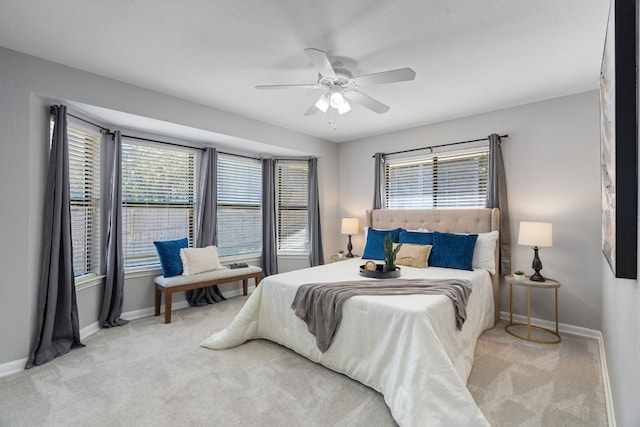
(256, 48), (416, 117)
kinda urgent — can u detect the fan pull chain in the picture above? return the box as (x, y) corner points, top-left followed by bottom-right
(329, 110), (337, 130)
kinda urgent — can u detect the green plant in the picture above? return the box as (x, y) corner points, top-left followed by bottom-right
(384, 234), (402, 266)
(514, 270), (525, 275)
(338, 250), (344, 254)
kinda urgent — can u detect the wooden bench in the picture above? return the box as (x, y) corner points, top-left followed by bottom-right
(154, 265), (262, 324)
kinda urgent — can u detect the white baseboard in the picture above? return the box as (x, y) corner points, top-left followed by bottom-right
(597, 330), (616, 427)
(0, 357), (28, 379)
(80, 321), (101, 340)
(499, 311), (616, 426)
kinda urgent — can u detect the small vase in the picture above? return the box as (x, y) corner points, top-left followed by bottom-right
(383, 264), (396, 273)
(513, 274), (525, 282)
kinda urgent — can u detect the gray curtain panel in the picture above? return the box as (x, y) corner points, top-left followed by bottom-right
(187, 147), (225, 306)
(99, 131), (128, 327)
(261, 158), (278, 276)
(26, 105), (83, 369)
(373, 152), (385, 209)
(308, 158), (324, 266)
(486, 133), (512, 275)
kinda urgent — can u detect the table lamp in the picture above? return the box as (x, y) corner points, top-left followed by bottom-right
(341, 218), (359, 258)
(518, 221), (553, 282)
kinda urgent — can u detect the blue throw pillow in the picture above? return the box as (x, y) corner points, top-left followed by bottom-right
(399, 229), (434, 245)
(429, 231), (478, 271)
(154, 238), (189, 277)
(362, 227), (403, 260)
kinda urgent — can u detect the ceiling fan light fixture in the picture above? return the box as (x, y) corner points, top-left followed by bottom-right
(337, 100), (351, 115)
(257, 48), (415, 120)
(329, 90), (346, 108)
(315, 95), (330, 113)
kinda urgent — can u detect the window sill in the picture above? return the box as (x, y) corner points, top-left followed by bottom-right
(125, 266), (163, 279)
(219, 254), (261, 265)
(76, 274), (105, 291)
(278, 252), (310, 259)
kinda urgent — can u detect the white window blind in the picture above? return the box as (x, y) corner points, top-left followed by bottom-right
(385, 147), (489, 209)
(277, 161), (309, 252)
(121, 140), (197, 268)
(217, 154), (262, 258)
(64, 121), (101, 278)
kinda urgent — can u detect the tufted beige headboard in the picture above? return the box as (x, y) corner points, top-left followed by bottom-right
(366, 208), (500, 326)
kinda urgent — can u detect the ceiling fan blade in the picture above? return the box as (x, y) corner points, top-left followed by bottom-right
(304, 94), (330, 116)
(304, 104), (319, 116)
(353, 67), (416, 86)
(304, 48), (337, 79)
(344, 90), (390, 114)
(255, 84), (321, 90)
(304, 105), (318, 116)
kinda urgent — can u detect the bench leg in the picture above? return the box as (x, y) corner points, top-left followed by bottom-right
(255, 274), (262, 287)
(155, 286), (162, 317)
(242, 278), (248, 296)
(164, 290), (172, 324)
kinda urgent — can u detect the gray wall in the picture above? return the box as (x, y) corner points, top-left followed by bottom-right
(0, 46), (339, 365)
(599, 40), (640, 424)
(338, 91), (602, 330)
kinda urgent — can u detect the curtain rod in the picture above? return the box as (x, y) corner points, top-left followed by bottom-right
(372, 134), (509, 158)
(67, 112), (111, 133)
(117, 133), (206, 151)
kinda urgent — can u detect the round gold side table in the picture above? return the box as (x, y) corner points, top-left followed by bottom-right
(504, 275), (561, 344)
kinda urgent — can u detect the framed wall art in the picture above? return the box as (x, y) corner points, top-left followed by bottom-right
(600, 0), (638, 279)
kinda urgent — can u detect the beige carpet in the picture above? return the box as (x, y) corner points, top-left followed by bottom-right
(0, 295), (607, 426)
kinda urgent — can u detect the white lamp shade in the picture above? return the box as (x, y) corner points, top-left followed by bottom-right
(330, 90), (345, 108)
(337, 100), (351, 115)
(315, 95), (330, 113)
(341, 218), (360, 235)
(518, 221), (553, 247)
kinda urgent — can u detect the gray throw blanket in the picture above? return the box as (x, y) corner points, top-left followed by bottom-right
(291, 278), (472, 353)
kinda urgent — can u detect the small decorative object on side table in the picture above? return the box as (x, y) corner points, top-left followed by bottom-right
(513, 270), (525, 282)
(505, 274), (561, 344)
(330, 253), (358, 263)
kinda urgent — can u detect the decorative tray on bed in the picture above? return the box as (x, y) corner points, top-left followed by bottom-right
(359, 263), (401, 279)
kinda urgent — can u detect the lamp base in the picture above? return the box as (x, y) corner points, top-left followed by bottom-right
(530, 246), (545, 282)
(530, 272), (546, 282)
(346, 235), (354, 258)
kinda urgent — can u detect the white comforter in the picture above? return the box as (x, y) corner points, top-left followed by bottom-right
(201, 259), (493, 427)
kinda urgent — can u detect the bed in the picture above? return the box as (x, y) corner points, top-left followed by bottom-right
(202, 208), (500, 427)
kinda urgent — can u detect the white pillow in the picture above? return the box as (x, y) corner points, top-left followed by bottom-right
(472, 231), (499, 274)
(179, 245), (224, 275)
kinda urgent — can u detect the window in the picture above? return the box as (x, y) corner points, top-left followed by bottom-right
(121, 140), (197, 268)
(385, 147), (489, 209)
(277, 161), (309, 252)
(216, 154), (262, 258)
(64, 121), (101, 278)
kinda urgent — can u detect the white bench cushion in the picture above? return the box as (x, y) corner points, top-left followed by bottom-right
(154, 265), (262, 288)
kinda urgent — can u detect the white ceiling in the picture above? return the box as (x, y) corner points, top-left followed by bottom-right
(0, 0), (609, 143)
